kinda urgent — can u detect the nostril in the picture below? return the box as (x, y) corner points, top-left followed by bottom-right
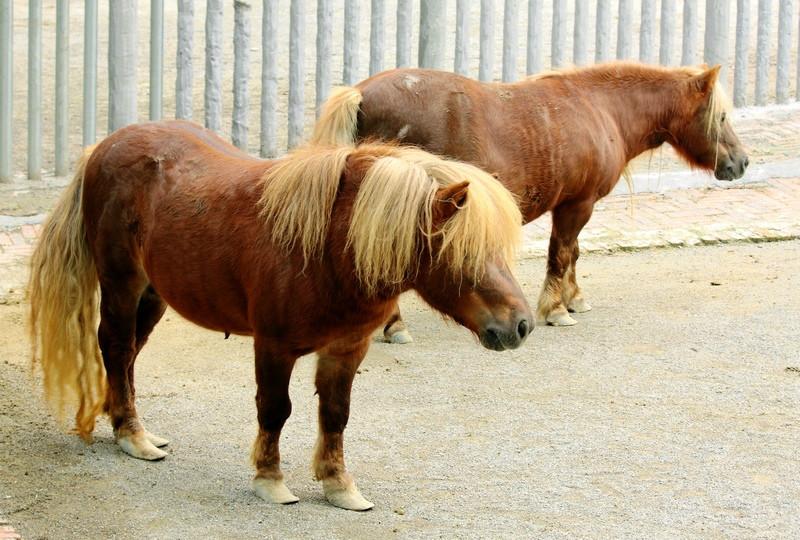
(517, 319), (529, 339)
(744, 156), (750, 168)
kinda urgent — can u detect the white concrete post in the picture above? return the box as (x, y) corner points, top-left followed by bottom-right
(317, 0), (333, 114)
(0, 2), (11, 181)
(205, 0), (223, 131)
(659, 0), (676, 65)
(176, 0), (193, 120)
(397, 0), (413, 67)
(83, 0), (97, 148)
(776, 0), (793, 104)
(28, 0), (42, 179)
(261, 0), (278, 157)
(480, 0), (495, 80)
(455, 0), (470, 75)
(754, 0), (770, 105)
(149, 0), (164, 120)
(704, 0), (730, 89)
(343, 0), (360, 84)
(527, 0), (543, 73)
(734, 0), (750, 107)
(109, 0), (138, 133)
(419, 0), (446, 69)
(55, 0), (69, 176)
(640, 0), (657, 64)
(617, 0), (633, 60)
(595, 0), (612, 62)
(370, 0), (385, 75)
(232, 1), (251, 149)
(573, 0), (589, 66)
(503, 0), (519, 81)
(551, 0), (567, 68)
(681, 0), (698, 65)
(288, 0), (305, 148)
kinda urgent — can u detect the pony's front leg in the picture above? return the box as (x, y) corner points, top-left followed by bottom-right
(313, 336), (373, 511)
(562, 240), (592, 314)
(251, 337), (299, 504)
(537, 201), (593, 326)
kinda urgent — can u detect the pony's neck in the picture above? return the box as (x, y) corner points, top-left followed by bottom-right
(580, 68), (682, 162)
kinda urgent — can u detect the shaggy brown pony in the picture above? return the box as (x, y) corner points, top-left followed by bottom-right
(311, 62), (748, 341)
(28, 121), (532, 511)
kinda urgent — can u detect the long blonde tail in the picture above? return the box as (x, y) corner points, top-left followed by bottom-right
(309, 86), (363, 146)
(28, 147), (105, 441)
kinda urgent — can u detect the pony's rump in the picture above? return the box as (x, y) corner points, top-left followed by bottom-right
(260, 142), (522, 295)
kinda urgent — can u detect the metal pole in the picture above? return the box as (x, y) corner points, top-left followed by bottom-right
(776, 0), (793, 104)
(573, 0), (589, 66)
(419, 0), (446, 69)
(261, 0), (278, 157)
(503, 0), (519, 81)
(343, 0), (360, 84)
(0, 2), (11, 181)
(28, 0), (42, 179)
(480, 0), (495, 81)
(288, 0), (305, 148)
(317, 0), (333, 115)
(176, 0), (193, 120)
(527, 0), (543, 73)
(205, 0), (223, 131)
(150, 0), (164, 120)
(551, 0), (567, 68)
(370, 0), (385, 76)
(109, 0), (138, 133)
(681, 0), (698, 65)
(734, 0), (750, 107)
(232, 1), (251, 149)
(55, 0), (69, 176)
(83, 0), (97, 147)
(754, 0), (771, 105)
(455, 0), (470, 75)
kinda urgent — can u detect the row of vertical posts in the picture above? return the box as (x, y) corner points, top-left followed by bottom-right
(2, 1), (800, 180)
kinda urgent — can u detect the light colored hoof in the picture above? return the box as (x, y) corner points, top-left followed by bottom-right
(387, 329), (413, 344)
(117, 432), (168, 461)
(568, 297), (592, 313)
(253, 477), (299, 505)
(545, 309), (578, 327)
(145, 431), (170, 448)
(323, 477), (374, 511)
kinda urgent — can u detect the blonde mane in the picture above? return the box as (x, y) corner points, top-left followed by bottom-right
(259, 144), (522, 295)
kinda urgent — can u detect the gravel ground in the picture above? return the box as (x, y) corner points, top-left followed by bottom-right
(1, 241), (798, 539)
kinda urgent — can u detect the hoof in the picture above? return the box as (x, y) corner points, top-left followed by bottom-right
(387, 329), (413, 344)
(567, 297), (592, 313)
(543, 308), (578, 327)
(253, 477), (300, 505)
(117, 432), (168, 461)
(145, 431), (170, 448)
(323, 477), (374, 511)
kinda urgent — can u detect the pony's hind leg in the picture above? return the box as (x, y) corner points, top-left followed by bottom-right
(537, 200), (594, 326)
(313, 337), (373, 511)
(133, 285), (169, 448)
(562, 241), (592, 314)
(251, 336), (299, 504)
(382, 302), (413, 344)
(98, 280), (167, 460)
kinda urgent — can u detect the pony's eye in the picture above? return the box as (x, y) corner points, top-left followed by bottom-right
(720, 112), (726, 123)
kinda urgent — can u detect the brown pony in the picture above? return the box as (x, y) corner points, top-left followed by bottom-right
(27, 121), (531, 511)
(311, 61), (749, 341)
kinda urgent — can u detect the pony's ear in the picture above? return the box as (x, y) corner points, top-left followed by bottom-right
(432, 181), (469, 224)
(689, 65), (721, 95)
